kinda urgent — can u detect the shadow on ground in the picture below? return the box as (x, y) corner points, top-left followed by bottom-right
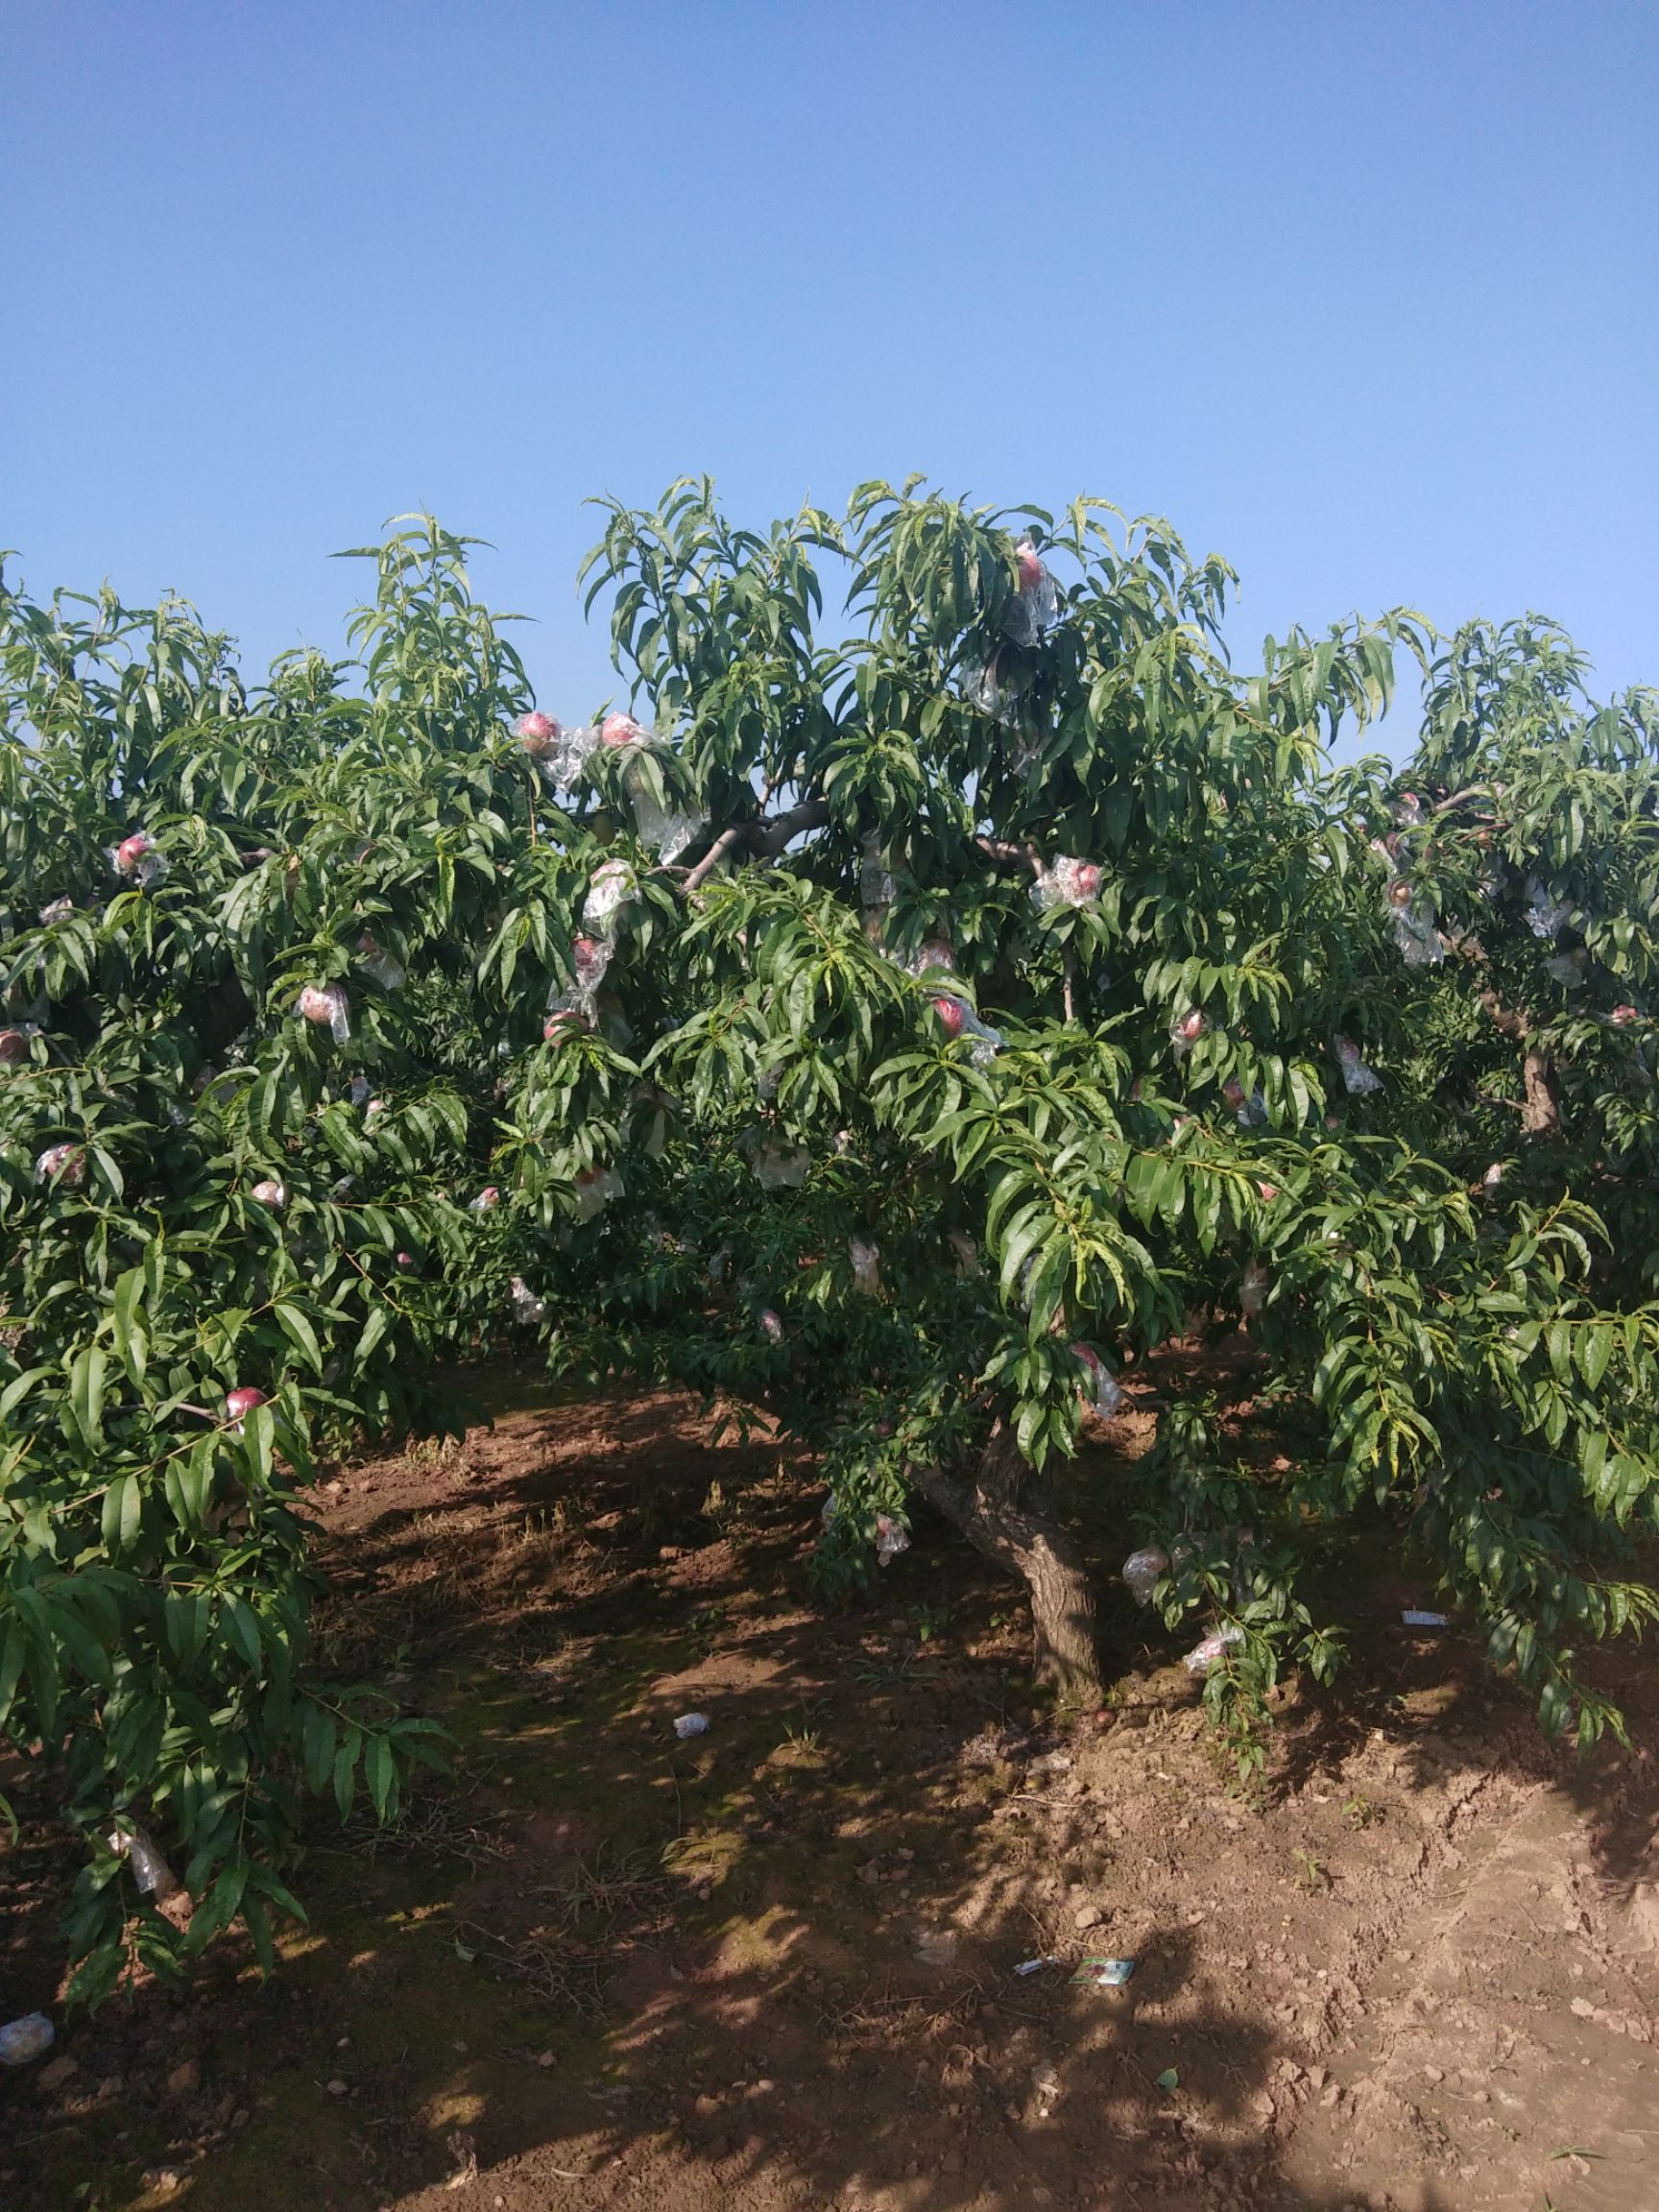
(2, 1380), (1654, 2212)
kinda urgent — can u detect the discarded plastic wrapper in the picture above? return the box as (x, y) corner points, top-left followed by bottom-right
(1182, 1626), (1245, 1676)
(1030, 856), (1102, 911)
(1170, 1008), (1210, 1060)
(299, 982), (352, 1044)
(357, 934), (406, 991)
(874, 1512), (909, 1567)
(37, 898), (75, 926)
(1525, 876), (1572, 941)
(850, 1238), (881, 1296)
(1482, 1163), (1504, 1190)
(1001, 539), (1061, 647)
(1072, 1957), (1136, 1988)
(1239, 1262), (1271, 1316)
(1121, 1548), (1168, 1606)
(108, 1823), (180, 1898)
(932, 994), (1003, 1067)
(35, 1143), (85, 1188)
(1014, 1956), (1064, 1977)
(1071, 1343), (1124, 1420)
(510, 1275), (548, 1326)
(673, 1713), (709, 1740)
(0, 2014), (55, 2066)
(1402, 1609), (1449, 1627)
(574, 1166), (622, 1222)
(753, 1145), (810, 1191)
(1335, 1035), (1383, 1095)
(582, 858), (638, 938)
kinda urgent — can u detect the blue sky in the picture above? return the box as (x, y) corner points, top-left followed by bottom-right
(3, 3), (1654, 747)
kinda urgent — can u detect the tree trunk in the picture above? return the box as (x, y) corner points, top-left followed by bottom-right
(909, 1423), (1101, 1703)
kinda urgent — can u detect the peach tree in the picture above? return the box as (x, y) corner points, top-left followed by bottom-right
(3, 490), (1657, 1996)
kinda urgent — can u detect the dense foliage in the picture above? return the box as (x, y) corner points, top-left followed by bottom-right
(3, 488), (1657, 1994)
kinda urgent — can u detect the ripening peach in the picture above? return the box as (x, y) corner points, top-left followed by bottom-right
(516, 711), (561, 754)
(225, 1386), (267, 1423)
(932, 996), (967, 1036)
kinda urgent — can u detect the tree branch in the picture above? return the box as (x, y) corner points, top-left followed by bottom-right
(677, 800), (832, 897)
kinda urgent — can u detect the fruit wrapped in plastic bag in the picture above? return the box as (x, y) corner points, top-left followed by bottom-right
(0, 1022), (38, 1065)
(35, 1142), (85, 1187)
(574, 1165), (622, 1222)
(630, 783), (701, 863)
(1609, 1003), (1642, 1029)
(108, 1822), (181, 1898)
(516, 709), (562, 757)
(1222, 1077), (1268, 1128)
(931, 994), (1003, 1067)
(754, 1144), (810, 1191)
(1001, 538), (1061, 647)
(37, 897), (75, 926)
(1170, 1007), (1210, 1061)
(904, 937), (957, 979)
(758, 1307), (784, 1344)
(356, 932), (405, 991)
(601, 710), (648, 751)
(543, 998), (591, 1044)
(850, 1238), (881, 1296)
(1524, 875), (1573, 941)
(1335, 1035), (1383, 1094)
(1182, 1624), (1245, 1676)
(108, 830), (168, 888)
(1239, 1261), (1270, 1316)
(251, 1178), (288, 1209)
(1545, 948), (1586, 988)
(582, 858), (638, 939)
(1385, 880), (1443, 967)
(510, 1274), (548, 1325)
(299, 982), (351, 1043)
(1121, 1547), (1167, 1606)
(1390, 791), (1430, 830)
(874, 1512), (909, 1566)
(469, 1184), (501, 1213)
(960, 650), (1022, 727)
(1070, 1342), (1124, 1420)
(1031, 856), (1102, 910)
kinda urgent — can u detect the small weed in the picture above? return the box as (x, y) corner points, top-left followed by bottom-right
(1342, 1793), (1376, 1830)
(907, 1601), (950, 1645)
(1292, 1848), (1327, 1893)
(781, 1719), (823, 1755)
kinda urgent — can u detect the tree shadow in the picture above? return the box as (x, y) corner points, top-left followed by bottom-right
(3, 1384), (1652, 2212)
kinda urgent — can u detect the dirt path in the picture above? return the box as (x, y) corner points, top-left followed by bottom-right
(2, 1385), (1655, 2212)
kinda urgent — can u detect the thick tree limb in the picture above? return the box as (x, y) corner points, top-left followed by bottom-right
(678, 800), (832, 896)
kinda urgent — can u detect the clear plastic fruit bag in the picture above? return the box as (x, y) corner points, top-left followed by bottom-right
(299, 982), (352, 1043)
(1030, 856), (1102, 910)
(1335, 1035), (1383, 1094)
(1001, 539), (1061, 647)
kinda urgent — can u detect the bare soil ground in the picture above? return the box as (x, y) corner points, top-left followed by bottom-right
(3, 1372), (1657, 2212)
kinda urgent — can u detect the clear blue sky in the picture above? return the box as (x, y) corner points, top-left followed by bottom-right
(3, 2), (1654, 743)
